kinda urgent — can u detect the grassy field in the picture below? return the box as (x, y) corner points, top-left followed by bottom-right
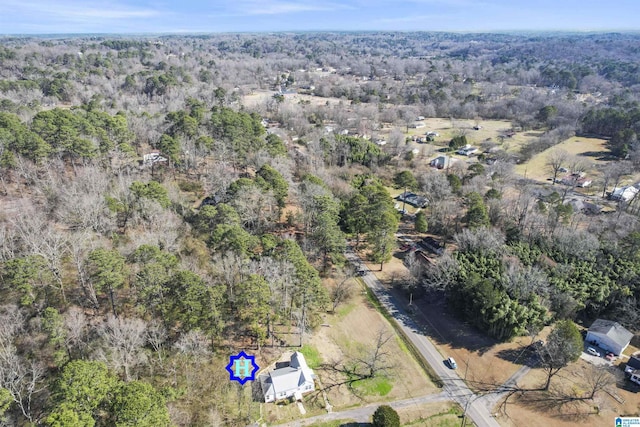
(299, 344), (322, 370)
(514, 136), (609, 182)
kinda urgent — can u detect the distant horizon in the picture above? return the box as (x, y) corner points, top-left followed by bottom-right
(2, 29), (640, 39)
(0, 0), (638, 35)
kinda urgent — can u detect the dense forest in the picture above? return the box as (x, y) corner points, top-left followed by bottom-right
(0, 32), (640, 425)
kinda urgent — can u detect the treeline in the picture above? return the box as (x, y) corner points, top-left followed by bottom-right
(422, 224), (640, 341)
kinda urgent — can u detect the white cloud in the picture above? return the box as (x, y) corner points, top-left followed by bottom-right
(0, 0), (160, 28)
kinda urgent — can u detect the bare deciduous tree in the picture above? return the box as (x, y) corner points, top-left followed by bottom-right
(331, 266), (355, 312)
(63, 306), (87, 359)
(96, 315), (148, 381)
(546, 149), (569, 185)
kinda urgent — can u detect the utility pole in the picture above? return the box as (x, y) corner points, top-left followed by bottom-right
(460, 355), (471, 427)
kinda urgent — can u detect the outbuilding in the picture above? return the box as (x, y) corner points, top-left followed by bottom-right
(585, 319), (633, 356)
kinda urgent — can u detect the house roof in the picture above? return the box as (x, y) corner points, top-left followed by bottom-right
(430, 155), (458, 165)
(262, 352), (314, 398)
(588, 319), (633, 348)
(627, 355), (640, 370)
(611, 186), (639, 201)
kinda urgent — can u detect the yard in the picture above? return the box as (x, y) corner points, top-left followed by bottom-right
(514, 136), (610, 183)
(261, 278), (437, 425)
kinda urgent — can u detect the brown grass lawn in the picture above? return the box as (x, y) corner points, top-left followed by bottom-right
(514, 136), (609, 182)
(500, 357), (640, 427)
(262, 278), (437, 425)
(397, 401), (464, 427)
(242, 90), (346, 109)
(312, 288), (438, 405)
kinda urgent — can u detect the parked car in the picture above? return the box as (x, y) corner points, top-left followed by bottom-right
(587, 347), (601, 357)
(447, 357), (457, 369)
(605, 352), (616, 361)
(356, 270), (366, 277)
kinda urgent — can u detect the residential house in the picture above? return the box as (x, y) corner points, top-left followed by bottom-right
(142, 152), (167, 166)
(610, 186), (639, 202)
(585, 319), (633, 356)
(396, 191), (428, 208)
(560, 173), (592, 188)
(625, 353), (640, 374)
(261, 352), (315, 403)
(418, 236), (444, 256)
(565, 198), (601, 215)
(456, 145), (478, 156)
(429, 155), (458, 169)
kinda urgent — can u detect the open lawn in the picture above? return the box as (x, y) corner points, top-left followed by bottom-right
(514, 136), (609, 182)
(312, 289), (437, 405)
(242, 90), (347, 109)
(499, 356), (639, 427)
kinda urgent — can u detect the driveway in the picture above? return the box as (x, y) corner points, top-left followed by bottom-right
(345, 252), (501, 427)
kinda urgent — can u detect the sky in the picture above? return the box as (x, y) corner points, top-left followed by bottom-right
(0, 0), (638, 34)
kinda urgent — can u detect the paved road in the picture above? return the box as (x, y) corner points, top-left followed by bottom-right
(345, 251), (501, 427)
(273, 391), (449, 426)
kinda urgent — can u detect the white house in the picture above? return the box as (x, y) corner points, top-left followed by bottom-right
(610, 186), (639, 202)
(261, 352), (315, 403)
(429, 155), (458, 169)
(585, 319), (633, 356)
(143, 152), (167, 166)
(456, 145), (478, 156)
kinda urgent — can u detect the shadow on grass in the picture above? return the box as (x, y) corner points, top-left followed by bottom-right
(495, 347), (538, 367)
(577, 150), (614, 161)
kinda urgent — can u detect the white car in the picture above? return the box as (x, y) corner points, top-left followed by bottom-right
(587, 347), (600, 357)
(447, 357), (457, 369)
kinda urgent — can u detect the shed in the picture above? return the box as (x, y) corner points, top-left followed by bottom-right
(585, 319), (633, 356)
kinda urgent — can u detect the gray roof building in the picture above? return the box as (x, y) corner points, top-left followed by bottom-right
(586, 319), (634, 356)
(261, 352), (315, 403)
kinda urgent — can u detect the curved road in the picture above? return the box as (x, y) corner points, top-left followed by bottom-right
(345, 251), (501, 427)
